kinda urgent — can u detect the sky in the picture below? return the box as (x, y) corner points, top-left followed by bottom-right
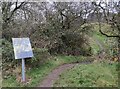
(1, 0), (120, 2)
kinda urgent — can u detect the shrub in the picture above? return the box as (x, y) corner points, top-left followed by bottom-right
(48, 32), (92, 56)
(2, 39), (51, 79)
(26, 48), (51, 67)
(2, 39), (16, 79)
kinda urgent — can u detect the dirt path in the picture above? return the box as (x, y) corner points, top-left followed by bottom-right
(38, 63), (76, 87)
(38, 35), (105, 87)
(89, 36), (104, 51)
(94, 38), (103, 50)
(38, 60), (92, 87)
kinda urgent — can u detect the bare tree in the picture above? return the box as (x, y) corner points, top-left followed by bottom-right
(2, 2), (26, 40)
(93, 1), (120, 59)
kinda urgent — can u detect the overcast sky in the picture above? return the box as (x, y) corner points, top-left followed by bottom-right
(1, 0), (120, 2)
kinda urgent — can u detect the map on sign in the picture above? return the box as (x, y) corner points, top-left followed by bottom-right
(12, 38), (33, 59)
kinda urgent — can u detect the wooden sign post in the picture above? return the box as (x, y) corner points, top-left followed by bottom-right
(12, 38), (33, 82)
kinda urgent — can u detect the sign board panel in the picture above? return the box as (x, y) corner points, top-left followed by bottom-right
(12, 38), (33, 59)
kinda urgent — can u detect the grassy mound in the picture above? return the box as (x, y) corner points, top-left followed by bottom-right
(53, 61), (118, 87)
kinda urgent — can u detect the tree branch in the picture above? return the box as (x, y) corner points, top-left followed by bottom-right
(93, 1), (120, 38)
(6, 2), (26, 22)
(99, 29), (119, 38)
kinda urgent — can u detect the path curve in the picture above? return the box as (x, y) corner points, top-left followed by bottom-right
(38, 61), (92, 87)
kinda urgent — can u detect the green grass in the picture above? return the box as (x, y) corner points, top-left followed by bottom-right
(2, 55), (86, 87)
(88, 23), (115, 55)
(89, 38), (100, 55)
(90, 30), (107, 53)
(2, 23), (118, 87)
(53, 61), (118, 87)
(2, 76), (19, 87)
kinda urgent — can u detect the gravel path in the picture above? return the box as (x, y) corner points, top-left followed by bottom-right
(38, 60), (92, 87)
(39, 63), (76, 87)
